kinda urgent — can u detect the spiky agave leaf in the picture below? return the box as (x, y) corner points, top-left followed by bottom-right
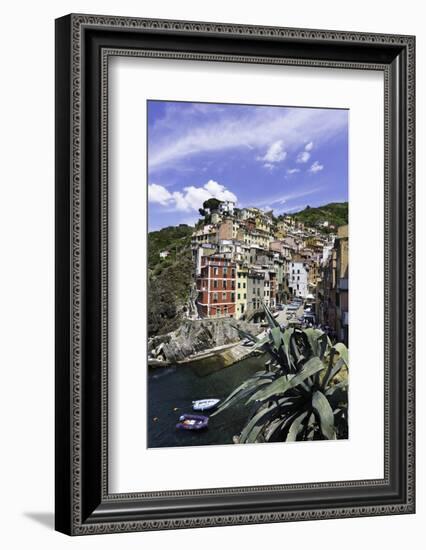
(264, 416), (288, 442)
(312, 390), (336, 440)
(253, 329), (288, 368)
(264, 412), (299, 442)
(216, 323), (348, 444)
(322, 357), (347, 388)
(216, 370), (269, 406)
(321, 341), (349, 388)
(248, 356), (325, 404)
(304, 413), (317, 440)
(293, 329), (312, 361)
(289, 329), (306, 365)
(286, 410), (310, 441)
(262, 302), (280, 329)
(250, 335), (272, 352)
(270, 326), (283, 351)
(279, 327), (296, 373)
(317, 332), (331, 360)
(241, 397), (297, 443)
(332, 342), (349, 365)
(304, 328), (330, 360)
(325, 380), (348, 400)
(231, 323), (258, 343)
(210, 371), (275, 417)
(238, 401), (282, 443)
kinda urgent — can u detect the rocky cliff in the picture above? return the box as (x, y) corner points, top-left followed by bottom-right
(148, 318), (262, 364)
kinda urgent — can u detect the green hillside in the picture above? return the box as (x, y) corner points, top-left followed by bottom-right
(148, 224), (194, 337)
(148, 224), (193, 268)
(285, 202), (348, 228)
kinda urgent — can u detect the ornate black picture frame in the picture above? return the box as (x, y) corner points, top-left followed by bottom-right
(55, 14), (415, 535)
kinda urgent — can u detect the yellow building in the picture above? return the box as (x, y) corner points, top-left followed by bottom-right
(236, 265), (248, 319)
(274, 220), (288, 239)
(243, 229), (271, 250)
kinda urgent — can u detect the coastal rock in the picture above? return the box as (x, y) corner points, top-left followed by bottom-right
(149, 318), (262, 364)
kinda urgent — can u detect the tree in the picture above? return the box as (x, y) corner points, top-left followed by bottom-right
(203, 198), (222, 212)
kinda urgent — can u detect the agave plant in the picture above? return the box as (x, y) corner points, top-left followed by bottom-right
(211, 304), (348, 443)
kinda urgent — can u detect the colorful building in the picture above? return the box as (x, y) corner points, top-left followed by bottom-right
(196, 255), (237, 318)
(288, 259), (309, 298)
(236, 264), (248, 319)
(247, 270), (265, 314)
(335, 225), (349, 345)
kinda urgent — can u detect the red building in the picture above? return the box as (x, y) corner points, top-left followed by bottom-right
(196, 255), (236, 318)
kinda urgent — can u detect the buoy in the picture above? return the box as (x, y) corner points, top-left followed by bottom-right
(153, 417), (159, 422)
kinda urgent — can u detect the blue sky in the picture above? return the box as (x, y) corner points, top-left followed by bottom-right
(147, 100), (348, 231)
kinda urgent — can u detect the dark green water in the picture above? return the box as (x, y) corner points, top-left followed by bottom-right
(147, 355), (268, 448)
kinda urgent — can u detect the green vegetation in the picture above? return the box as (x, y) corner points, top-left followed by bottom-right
(198, 198), (223, 223)
(148, 224), (193, 268)
(148, 225), (194, 337)
(282, 201), (348, 229)
(203, 197), (222, 212)
(212, 304), (348, 443)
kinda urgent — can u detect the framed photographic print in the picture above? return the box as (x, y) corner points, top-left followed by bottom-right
(55, 14), (415, 535)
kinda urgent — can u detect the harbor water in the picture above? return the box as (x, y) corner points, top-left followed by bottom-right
(147, 354), (269, 448)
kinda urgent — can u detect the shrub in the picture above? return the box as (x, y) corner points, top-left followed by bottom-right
(212, 304), (348, 443)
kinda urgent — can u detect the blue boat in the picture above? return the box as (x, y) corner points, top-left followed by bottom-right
(176, 414), (209, 431)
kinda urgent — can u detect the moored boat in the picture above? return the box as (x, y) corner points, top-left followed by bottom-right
(192, 398), (220, 411)
(176, 414), (209, 431)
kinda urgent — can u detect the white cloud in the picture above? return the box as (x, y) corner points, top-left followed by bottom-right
(286, 168), (300, 175)
(148, 183), (173, 205)
(249, 187), (322, 210)
(149, 107), (347, 172)
(309, 161), (324, 173)
(257, 140), (287, 166)
(204, 179), (236, 201)
(284, 204), (306, 213)
(296, 151), (311, 163)
(148, 180), (237, 212)
(295, 141), (315, 164)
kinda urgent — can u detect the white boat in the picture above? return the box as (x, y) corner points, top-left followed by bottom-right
(192, 398), (220, 411)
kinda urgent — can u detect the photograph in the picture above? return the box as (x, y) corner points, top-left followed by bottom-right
(147, 100), (349, 448)
(52, 10), (415, 537)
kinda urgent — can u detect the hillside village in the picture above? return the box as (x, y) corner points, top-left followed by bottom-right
(184, 199), (349, 346)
